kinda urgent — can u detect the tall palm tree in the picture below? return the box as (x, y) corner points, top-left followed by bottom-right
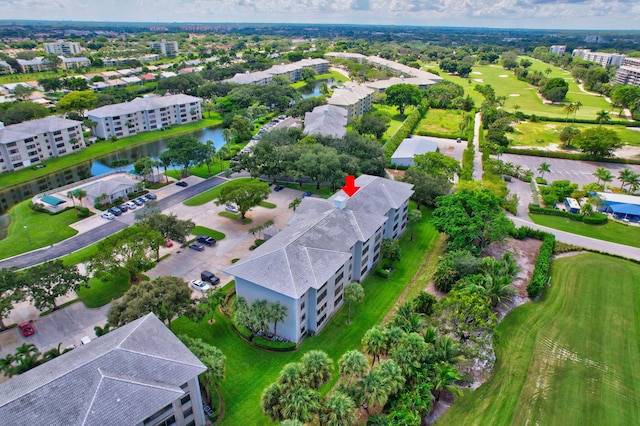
(74, 188), (87, 208)
(269, 302), (287, 336)
(204, 139), (216, 174)
(278, 362), (306, 388)
(66, 191), (76, 208)
(593, 167), (613, 186)
(563, 103), (575, 123)
(572, 101), (582, 122)
(320, 391), (358, 426)
(433, 336), (465, 365)
(222, 128), (237, 152)
(261, 383), (284, 422)
(0, 353), (16, 377)
(344, 282), (364, 325)
(362, 326), (386, 366)
(251, 299), (270, 333)
(338, 350), (368, 385)
(596, 110), (611, 125)
(407, 209), (422, 241)
(432, 363), (462, 402)
(537, 162), (551, 179)
(281, 387), (320, 423)
(619, 169), (636, 190)
(300, 350), (333, 389)
(361, 368), (391, 413)
(288, 198), (301, 212)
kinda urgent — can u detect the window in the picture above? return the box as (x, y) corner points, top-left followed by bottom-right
(180, 394), (191, 405)
(54, 137), (64, 142)
(301, 326), (306, 334)
(316, 302), (327, 316)
(336, 271), (344, 283)
(334, 284), (343, 296)
(56, 143), (65, 148)
(301, 313), (306, 322)
(335, 294), (343, 305)
(362, 245), (369, 256)
(180, 383), (188, 390)
(361, 256), (368, 267)
(183, 407), (193, 418)
(361, 265), (368, 276)
(300, 301), (305, 310)
(143, 404), (173, 425)
(53, 130), (62, 135)
(316, 313), (327, 327)
(317, 289), (327, 304)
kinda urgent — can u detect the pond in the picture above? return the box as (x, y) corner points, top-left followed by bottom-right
(297, 79), (336, 99)
(0, 125), (224, 215)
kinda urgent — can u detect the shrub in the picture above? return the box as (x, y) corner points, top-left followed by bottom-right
(504, 147), (640, 165)
(235, 322), (253, 341)
(76, 207), (90, 218)
(527, 233), (555, 298)
(375, 266), (390, 278)
(536, 177), (547, 185)
(252, 336), (297, 352)
(528, 205), (608, 225)
(383, 105), (426, 159)
(460, 135), (475, 181)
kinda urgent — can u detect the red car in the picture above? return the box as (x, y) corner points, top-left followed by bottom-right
(19, 322), (35, 337)
(166, 240), (174, 247)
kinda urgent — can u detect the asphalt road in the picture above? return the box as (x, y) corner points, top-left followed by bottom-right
(0, 176), (227, 270)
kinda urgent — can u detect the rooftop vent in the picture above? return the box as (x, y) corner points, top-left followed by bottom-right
(334, 195), (347, 210)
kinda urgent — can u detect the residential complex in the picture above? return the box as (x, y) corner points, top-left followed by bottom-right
(0, 61), (13, 74)
(327, 82), (374, 123)
(549, 45), (566, 55)
(572, 49), (625, 67)
(43, 40), (82, 55)
(226, 175), (413, 343)
(150, 39), (180, 57)
(16, 57), (52, 73)
(614, 57), (640, 87)
(0, 313), (208, 426)
(0, 116), (85, 173)
(304, 105), (348, 138)
(87, 94), (202, 139)
(59, 56), (91, 70)
(225, 58), (329, 85)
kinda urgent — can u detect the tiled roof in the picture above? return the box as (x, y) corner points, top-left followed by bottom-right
(86, 94), (201, 118)
(0, 313), (206, 426)
(331, 174), (414, 217)
(0, 116), (81, 145)
(304, 105), (347, 138)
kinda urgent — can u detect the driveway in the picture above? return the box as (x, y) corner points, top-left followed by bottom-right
(499, 153), (640, 187)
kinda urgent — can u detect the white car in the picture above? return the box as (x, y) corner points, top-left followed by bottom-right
(225, 204), (239, 213)
(125, 201), (137, 209)
(190, 279), (211, 292)
(101, 212), (115, 220)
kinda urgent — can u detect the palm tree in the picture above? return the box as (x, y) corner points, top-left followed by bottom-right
(572, 101), (582, 122)
(537, 162), (551, 179)
(628, 172), (640, 193)
(75, 188), (87, 208)
(300, 350), (333, 389)
(596, 110), (611, 125)
(42, 343), (65, 361)
(261, 382), (284, 422)
(269, 302), (287, 336)
(222, 128), (237, 152)
(251, 299), (270, 333)
(361, 368), (391, 413)
(159, 151), (173, 183)
(481, 271), (517, 309)
(362, 326), (386, 366)
(0, 353), (15, 377)
(289, 198), (301, 212)
(343, 282), (364, 325)
(563, 102), (575, 122)
(432, 363), (462, 402)
(338, 350), (368, 385)
(217, 145), (230, 170)
(593, 167), (613, 187)
(407, 209), (422, 241)
(544, 67), (552, 76)
(619, 169), (636, 190)
(434, 336), (465, 365)
(281, 387), (320, 423)
(66, 191), (76, 208)
(320, 391), (358, 426)
(204, 139), (216, 174)
(278, 362), (306, 388)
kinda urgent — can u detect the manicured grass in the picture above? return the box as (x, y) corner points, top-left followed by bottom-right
(508, 121), (640, 147)
(0, 200), (80, 260)
(439, 253), (640, 426)
(421, 59), (611, 120)
(76, 268), (131, 308)
(415, 108), (466, 139)
(316, 70), (350, 83)
(183, 178), (252, 206)
(61, 243), (100, 267)
(172, 209), (442, 425)
(191, 225), (226, 241)
(0, 118), (222, 189)
(369, 104), (411, 140)
(529, 213), (640, 248)
(259, 201), (276, 209)
(218, 211), (252, 224)
(281, 182), (335, 198)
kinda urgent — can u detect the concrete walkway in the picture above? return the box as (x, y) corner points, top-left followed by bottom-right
(472, 112), (483, 181)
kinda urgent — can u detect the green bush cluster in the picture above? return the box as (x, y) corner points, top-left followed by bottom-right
(375, 266), (390, 278)
(535, 177), (547, 185)
(460, 135), (475, 181)
(519, 113), (640, 126)
(529, 205), (608, 225)
(504, 147), (640, 165)
(383, 106), (426, 158)
(252, 336), (297, 351)
(510, 226), (556, 298)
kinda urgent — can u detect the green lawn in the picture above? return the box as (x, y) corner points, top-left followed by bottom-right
(172, 209), (442, 425)
(259, 201), (276, 209)
(0, 200), (81, 260)
(183, 178), (252, 206)
(281, 182), (335, 198)
(0, 117), (222, 189)
(369, 104), (411, 140)
(218, 211), (252, 224)
(415, 108), (466, 139)
(191, 225), (225, 241)
(421, 59), (611, 120)
(438, 253), (640, 426)
(529, 213), (640, 248)
(508, 121), (640, 147)
(76, 268), (131, 308)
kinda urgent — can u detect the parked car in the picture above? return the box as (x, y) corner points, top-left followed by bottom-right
(135, 197), (147, 204)
(190, 279), (211, 293)
(19, 322), (35, 337)
(273, 185), (284, 192)
(196, 235), (216, 246)
(145, 193), (157, 200)
(108, 207), (122, 216)
(456, 138), (462, 143)
(166, 240), (174, 247)
(101, 212), (115, 220)
(80, 336), (91, 345)
(176, 181), (188, 187)
(201, 270), (221, 285)
(225, 204), (239, 213)
(302, 192), (313, 198)
(118, 204), (129, 212)
(133, 198), (144, 206)
(188, 242), (205, 251)
(125, 201), (137, 209)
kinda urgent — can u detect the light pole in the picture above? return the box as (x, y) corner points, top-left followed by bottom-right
(24, 225), (31, 245)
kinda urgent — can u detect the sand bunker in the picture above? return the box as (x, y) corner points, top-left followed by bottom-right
(472, 71), (483, 75)
(509, 93), (520, 97)
(474, 78), (484, 82)
(499, 74), (508, 78)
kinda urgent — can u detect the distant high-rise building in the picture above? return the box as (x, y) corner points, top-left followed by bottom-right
(585, 35), (605, 43)
(150, 39), (179, 57)
(43, 40), (81, 55)
(614, 57), (640, 87)
(549, 45), (566, 55)
(572, 49), (625, 67)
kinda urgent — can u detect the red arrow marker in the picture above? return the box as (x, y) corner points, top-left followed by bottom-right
(341, 175), (360, 197)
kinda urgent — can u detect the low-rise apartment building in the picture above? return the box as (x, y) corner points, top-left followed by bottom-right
(549, 45), (566, 55)
(226, 175), (413, 343)
(87, 94), (202, 139)
(614, 57), (640, 87)
(0, 61), (13, 74)
(59, 56), (91, 70)
(150, 39), (179, 57)
(16, 57), (53, 73)
(44, 40), (81, 55)
(0, 117), (85, 173)
(327, 82), (374, 123)
(0, 313), (208, 426)
(572, 49), (625, 67)
(225, 58), (329, 85)
(304, 105), (348, 138)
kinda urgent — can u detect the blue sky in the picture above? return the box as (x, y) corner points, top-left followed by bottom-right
(2, 0), (639, 30)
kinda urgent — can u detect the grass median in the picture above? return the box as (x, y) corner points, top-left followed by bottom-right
(439, 253), (640, 425)
(172, 208), (443, 425)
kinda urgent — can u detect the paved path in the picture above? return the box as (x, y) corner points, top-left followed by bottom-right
(0, 176), (227, 270)
(472, 112), (483, 181)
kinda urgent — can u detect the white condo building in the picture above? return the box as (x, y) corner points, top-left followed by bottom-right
(614, 57), (640, 87)
(150, 39), (179, 57)
(87, 94), (202, 139)
(44, 40), (82, 55)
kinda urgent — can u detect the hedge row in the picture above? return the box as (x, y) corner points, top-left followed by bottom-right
(460, 135), (475, 181)
(252, 335), (297, 352)
(528, 205), (608, 225)
(383, 106), (426, 159)
(510, 226), (556, 298)
(522, 114), (640, 127)
(504, 147), (640, 165)
(415, 130), (463, 139)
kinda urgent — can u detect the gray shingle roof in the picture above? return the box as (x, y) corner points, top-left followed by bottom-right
(330, 174), (414, 217)
(0, 116), (82, 145)
(0, 313), (206, 426)
(304, 105), (347, 138)
(86, 94), (201, 118)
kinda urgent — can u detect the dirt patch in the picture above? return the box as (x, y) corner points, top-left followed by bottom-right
(613, 145), (640, 160)
(385, 168), (406, 180)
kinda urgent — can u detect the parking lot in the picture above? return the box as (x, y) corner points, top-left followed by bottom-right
(499, 153), (640, 187)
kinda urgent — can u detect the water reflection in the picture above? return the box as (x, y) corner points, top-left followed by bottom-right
(0, 126), (224, 213)
(298, 80), (336, 98)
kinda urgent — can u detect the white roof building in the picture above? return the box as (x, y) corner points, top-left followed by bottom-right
(391, 136), (439, 167)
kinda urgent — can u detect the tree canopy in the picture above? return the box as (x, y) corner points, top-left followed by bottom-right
(385, 84), (423, 115)
(214, 180), (270, 219)
(25, 260), (87, 312)
(576, 127), (623, 158)
(56, 90), (97, 115)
